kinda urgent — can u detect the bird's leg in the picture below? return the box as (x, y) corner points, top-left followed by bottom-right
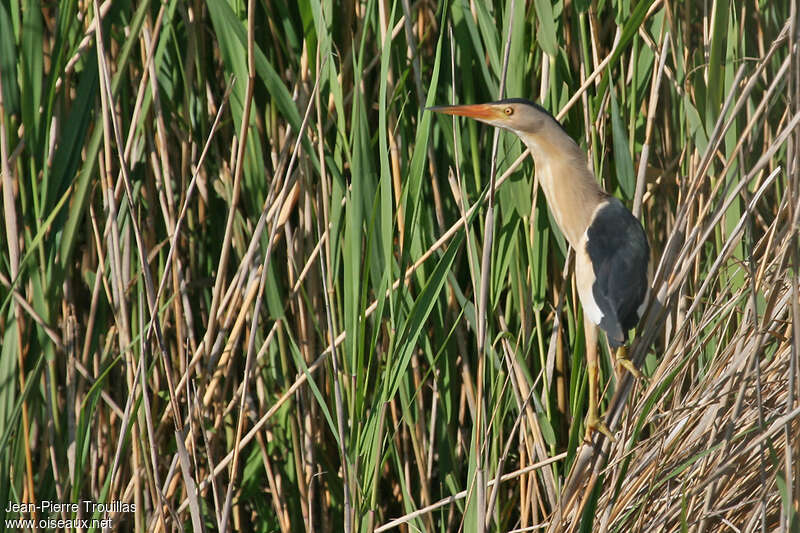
(615, 345), (646, 381)
(584, 317), (615, 442)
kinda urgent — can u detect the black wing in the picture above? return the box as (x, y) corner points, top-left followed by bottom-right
(585, 198), (650, 347)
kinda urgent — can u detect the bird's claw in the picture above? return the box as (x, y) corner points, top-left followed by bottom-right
(614, 346), (647, 382)
(616, 357), (647, 382)
(585, 412), (616, 442)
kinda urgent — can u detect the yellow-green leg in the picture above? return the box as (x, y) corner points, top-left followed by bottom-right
(615, 345), (646, 381)
(584, 316), (615, 442)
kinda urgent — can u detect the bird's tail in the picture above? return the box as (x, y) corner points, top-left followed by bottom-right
(601, 317), (626, 348)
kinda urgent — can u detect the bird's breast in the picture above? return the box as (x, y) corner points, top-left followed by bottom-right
(535, 160), (604, 248)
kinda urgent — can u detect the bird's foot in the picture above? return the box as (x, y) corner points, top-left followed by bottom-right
(615, 346), (647, 382)
(616, 357), (646, 381)
(584, 411), (616, 442)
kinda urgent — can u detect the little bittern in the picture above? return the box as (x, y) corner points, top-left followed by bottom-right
(430, 99), (650, 440)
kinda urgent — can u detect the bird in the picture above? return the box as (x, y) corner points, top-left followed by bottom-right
(429, 98), (650, 440)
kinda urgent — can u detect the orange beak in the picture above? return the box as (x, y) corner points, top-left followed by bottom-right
(427, 103), (501, 121)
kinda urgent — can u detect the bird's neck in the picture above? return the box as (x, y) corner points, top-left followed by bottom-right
(520, 127), (606, 248)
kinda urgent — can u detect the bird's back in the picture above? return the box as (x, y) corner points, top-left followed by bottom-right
(583, 198), (650, 347)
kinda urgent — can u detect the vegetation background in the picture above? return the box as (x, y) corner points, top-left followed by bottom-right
(0, 0), (798, 531)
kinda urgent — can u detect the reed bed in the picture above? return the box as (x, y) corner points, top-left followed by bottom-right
(0, 0), (798, 532)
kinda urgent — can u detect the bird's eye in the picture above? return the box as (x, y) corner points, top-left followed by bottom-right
(504, 107), (514, 116)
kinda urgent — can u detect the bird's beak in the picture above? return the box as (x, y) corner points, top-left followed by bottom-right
(427, 103), (501, 123)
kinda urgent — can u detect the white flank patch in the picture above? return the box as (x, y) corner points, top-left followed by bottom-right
(581, 288), (605, 326)
(637, 286), (650, 319)
(575, 237), (605, 326)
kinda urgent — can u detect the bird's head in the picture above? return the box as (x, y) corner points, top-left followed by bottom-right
(427, 98), (555, 136)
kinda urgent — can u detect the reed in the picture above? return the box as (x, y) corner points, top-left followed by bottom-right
(0, 1), (797, 531)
